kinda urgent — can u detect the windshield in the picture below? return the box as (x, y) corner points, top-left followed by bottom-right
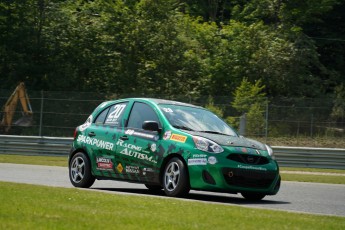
(159, 104), (237, 136)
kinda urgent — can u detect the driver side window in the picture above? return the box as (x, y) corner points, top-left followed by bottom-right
(127, 102), (160, 129)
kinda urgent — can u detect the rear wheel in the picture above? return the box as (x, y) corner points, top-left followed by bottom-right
(241, 192), (266, 201)
(163, 157), (190, 197)
(69, 152), (95, 188)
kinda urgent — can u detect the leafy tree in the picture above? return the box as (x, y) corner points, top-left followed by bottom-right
(0, 0), (50, 89)
(205, 96), (224, 118)
(231, 78), (267, 135)
(331, 84), (345, 123)
(0, 0), (344, 106)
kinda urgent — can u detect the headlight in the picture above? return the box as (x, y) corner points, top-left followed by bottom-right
(265, 144), (275, 159)
(192, 136), (224, 153)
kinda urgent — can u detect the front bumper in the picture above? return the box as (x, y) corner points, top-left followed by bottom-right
(188, 154), (280, 195)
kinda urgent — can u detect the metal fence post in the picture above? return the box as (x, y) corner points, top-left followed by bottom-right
(310, 113), (314, 138)
(39, 90), (44, 136)
(265, 99), (269, 143)
(239, 113), (246, 136)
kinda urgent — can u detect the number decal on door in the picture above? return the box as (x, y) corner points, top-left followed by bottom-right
(105, 104), (126, 125)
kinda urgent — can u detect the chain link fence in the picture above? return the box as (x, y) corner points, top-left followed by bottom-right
(1, 90), (344, 147)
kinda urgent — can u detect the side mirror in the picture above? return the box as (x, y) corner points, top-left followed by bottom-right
(142, 121), (161, 132)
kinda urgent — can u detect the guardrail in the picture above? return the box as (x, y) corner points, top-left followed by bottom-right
(273, 146), (345, 169)
(0, 135), (72, 156)
(0, 135), (344, 169)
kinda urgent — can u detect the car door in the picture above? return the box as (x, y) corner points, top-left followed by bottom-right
(90, 102), (128, 178)
(114, 101), (161, 183)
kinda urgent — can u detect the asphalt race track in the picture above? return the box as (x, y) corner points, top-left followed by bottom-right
(1, 163), (344, 217)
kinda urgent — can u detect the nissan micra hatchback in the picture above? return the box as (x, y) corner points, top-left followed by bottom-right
(69, 98), (280, 200)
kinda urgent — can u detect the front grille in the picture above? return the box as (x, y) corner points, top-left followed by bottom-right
(222, 167), (276, 189)
(227, 154), (269, 165)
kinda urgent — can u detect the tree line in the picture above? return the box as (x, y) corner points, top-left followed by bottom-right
(1, 0), (344, 104)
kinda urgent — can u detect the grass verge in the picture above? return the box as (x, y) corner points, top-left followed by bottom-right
(280, 167), (345, 174)
(0, 154), (344, 184)
(281, 173), (345, 184)
(0, 181), (344, 230)
(280, 167), (345, 184)
(255, 136), (345, 148)
(0, 154), (67, 167)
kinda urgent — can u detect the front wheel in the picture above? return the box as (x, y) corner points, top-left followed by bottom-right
(241, 192), (266, 201)
(69, 152), (95, 188)
(163, 157), (190, 197)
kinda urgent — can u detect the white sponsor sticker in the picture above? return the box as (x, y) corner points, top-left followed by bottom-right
(77, 134), (114, 151)
(79, 115), (93, 131)
(162, 108), (173, 113)
(150, 143), (157, 152)
(208, 156), (217, 165)
(188, 158), (207, 166)
(163, 131), (172, 140)
(237, 165), (267, 171)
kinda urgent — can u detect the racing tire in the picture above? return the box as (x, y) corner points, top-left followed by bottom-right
(163, 157), (190, 197)
(241, 192), (266, 201)
(145, 184), (163, 191)
(69, 152), (95, 188)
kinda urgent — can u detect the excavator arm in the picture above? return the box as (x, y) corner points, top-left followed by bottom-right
(0, 82), (33, 133)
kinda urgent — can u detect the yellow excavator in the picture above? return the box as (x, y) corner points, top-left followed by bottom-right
(0, 82), (33, 133)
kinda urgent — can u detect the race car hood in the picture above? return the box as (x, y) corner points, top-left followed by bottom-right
(185, 131), (267, 150)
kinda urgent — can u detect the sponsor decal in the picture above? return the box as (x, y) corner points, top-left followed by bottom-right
(125, 165), (140, 174)
(96, 157), (113, 170)
(105, 104), (126, 124)
(116, 139), (142, 151)
(170, 134), (187, 143)
(125, 129), (158, 141)
(116, 163), (124, 173)
(77, 134), (114, 151)
(188, 158), (207, 166)
(120, 148), (157, 163)
(116, 139), (157, 163)
(162, 108), (173, 113)
(237, 164), (267, 171)
(79, 115), (93, 131)
(208, 156), (217, 165)
(143, 168), (154, 176)
(192, 154), (207, 158)
(125, 129), (135, 135)
(150, 143), (157, 152)
(163, 131), (172, 140)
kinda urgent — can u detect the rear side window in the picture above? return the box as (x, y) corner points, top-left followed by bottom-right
(95, 102), (128, 127)
(95, 108), (110, 125)
(127, 102), (160, 129)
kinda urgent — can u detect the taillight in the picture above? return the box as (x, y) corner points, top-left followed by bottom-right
(73, 127), (78, 139)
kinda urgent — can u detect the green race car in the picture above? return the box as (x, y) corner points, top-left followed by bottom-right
(69, 98), (280, 200)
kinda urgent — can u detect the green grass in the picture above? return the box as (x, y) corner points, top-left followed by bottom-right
(0, 182), (344, 230)
(255, 136), (345, 148)
(280, 167), (345, 174)
(280, 167), (345, 184)
(281, 173), (345, 184)
(0, 154), (68, 167)
(1, 154), (344, 184)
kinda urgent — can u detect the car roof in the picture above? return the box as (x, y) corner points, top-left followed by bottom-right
(112, 98), (203, 109)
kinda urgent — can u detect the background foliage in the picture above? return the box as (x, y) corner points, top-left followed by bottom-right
(0, 0), (344, 141)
